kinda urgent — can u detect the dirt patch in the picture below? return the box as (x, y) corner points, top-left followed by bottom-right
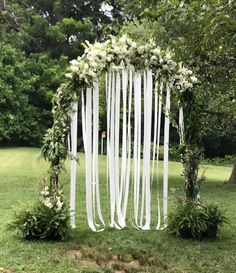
(0, 268), (15, 273)
(66, 250), (83, 260)
(79, 259), (98, 268)
(64, 248), (167, 273)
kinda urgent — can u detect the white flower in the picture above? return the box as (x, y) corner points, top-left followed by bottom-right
(106, 55), (112, 62)
(187, 70), (193, 75)
(119, 35), (127, 43)
(130, 41), (137, 49)
(70, 65), (79, 73)
(185, 82), (193, 89)
(70, 59), (79, 66)
(137, 46), (144, 55)
(56, 197), (63, 211)
(163, 64), (169, 70)
(165, 52), (172, 59)
(153, 47), (161, 55)
(43, 198), (53, 209)
(190, 76), (197, 83)
(65, 73), (73, 79)
(40, 186), (49, 197)
(150, 55), (157, 62)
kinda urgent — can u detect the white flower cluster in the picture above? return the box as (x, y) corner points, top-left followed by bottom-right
(171, 63), (198, 92)
(40, 186), (50, 197)
(66, 35), (197, 92)
(40, 186), (64, 211)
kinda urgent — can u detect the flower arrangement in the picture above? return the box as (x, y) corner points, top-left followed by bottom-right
(65, 35), (197, 92)
(40, 186), (64, 211)
(11, 184), (70, 240)
(42, 34), (198, 200)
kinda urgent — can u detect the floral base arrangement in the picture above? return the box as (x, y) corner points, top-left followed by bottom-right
(11, 185), (70, 240)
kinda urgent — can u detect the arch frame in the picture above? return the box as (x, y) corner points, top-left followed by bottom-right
(42, 35), (197, 230)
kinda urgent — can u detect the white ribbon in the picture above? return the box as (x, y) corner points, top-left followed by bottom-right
(133, 72), (142, 228)
(69, 101), (78, 228)
(163, 83), (171, 223)
(82, 84), (105, 232)
(156, 81), (163, 230)
(140, 70), (152, 230)
(78, 69), (172, 231)
(179, 106), (184, 144)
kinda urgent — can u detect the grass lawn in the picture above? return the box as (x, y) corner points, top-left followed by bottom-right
(0, 147), (235, 273)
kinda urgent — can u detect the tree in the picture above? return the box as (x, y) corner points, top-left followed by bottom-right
(121, 0), (236, 191)
(1, 0), (123, 58)
(0, 42), (68, 146)
(0, 1), (124, 145)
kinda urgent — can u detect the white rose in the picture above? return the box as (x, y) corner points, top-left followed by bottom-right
(151, 55), (157, 62)
(137, 46), (144, 55)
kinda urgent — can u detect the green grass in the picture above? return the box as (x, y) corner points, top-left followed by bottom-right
(0, 147), (235, 273)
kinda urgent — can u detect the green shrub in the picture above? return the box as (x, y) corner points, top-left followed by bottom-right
(203, 155), (236, 166)
(168, 201), (226, 239)
(11, 187), (70, 240)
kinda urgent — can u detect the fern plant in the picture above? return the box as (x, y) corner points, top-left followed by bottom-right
(11, 186), (70, 240)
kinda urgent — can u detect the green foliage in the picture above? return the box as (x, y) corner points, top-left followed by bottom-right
(1, 148), (234, 273)
(121, 0), (236, 158)
(0, 43), (68, 146)
(168, 201), (227, 239)
(11, 187), (70, 240)
(1, 0), (123, 58)
(0, 0), (123, 148)
(203, 155), (236, 166)
(41, 82), (77, 185)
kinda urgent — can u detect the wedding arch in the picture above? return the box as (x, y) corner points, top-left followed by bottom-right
(42, 35), (197, 232)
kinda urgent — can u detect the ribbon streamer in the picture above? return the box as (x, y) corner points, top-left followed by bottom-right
(69, 101), (78, 228)
(76, 69), (176, 231)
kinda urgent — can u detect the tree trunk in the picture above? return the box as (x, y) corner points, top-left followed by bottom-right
(228, 163), (236, 184)
(0, 0), (6, 9)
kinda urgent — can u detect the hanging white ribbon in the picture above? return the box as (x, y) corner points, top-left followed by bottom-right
(163, 83), (171, 223)
(133, 71), (142, 228)
(156, 81), (163, 230)
(69, 100), (78, 228)
(79, 68), (172, 232)
(119, 68), (129, 228)
(140, 70), (152, 230)
(93, 81), (105, 228)
(107, 71), (122, 229)
(123, 69), (132, 223)
(82, 84), (104, 232)
(179, 106), (184, 144)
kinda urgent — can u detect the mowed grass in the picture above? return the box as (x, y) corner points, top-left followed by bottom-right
(0, 147), (235, 273)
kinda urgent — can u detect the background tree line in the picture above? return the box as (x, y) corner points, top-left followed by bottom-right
(0, 0), (235, 162)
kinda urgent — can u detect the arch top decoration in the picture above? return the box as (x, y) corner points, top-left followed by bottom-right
(65, 34), (197, 91)
(42, 35), (197, 231)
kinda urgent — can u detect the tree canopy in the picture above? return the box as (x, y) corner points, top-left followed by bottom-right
(0, 0), (235, 159)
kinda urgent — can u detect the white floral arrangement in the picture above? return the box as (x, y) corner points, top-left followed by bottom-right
(40, 186), (64, 211)
(65, 35), (197, 92)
